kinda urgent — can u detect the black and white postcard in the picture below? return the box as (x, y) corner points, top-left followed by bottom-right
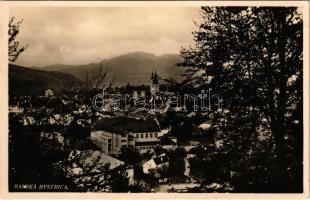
(0, 1), (309, 199)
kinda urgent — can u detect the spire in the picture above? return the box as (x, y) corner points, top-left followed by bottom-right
(154, 70), (159, 84)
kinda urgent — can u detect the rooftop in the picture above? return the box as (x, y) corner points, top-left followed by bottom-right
(93, 116), (160, 133)
(160, 137), (177, 146)
(69, 150), (124, 170)
(153, 155), (169, 165)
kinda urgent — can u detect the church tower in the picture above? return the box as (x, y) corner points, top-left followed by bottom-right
(150, 71), (159, 96)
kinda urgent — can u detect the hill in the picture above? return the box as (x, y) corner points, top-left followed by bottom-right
(34, 52), (185, 86)
(9, 64), (83, 96)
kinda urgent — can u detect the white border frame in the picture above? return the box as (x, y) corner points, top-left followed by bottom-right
(0, 1), (308, 199)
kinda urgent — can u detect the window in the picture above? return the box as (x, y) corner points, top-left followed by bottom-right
(121, 139), (127, 143)
(145, 133), (148, 138)
(150, 133), (153, 138)
(136, 134), (139, 138)
(154, 133), (158, 138)
(141, 133), (144, 138)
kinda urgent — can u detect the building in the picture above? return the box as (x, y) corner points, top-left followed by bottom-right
(142, 154), (169, 174)
(198, 120), (212, 130)
(47, 114), (74, 125)
(91, 116), (162, 154)
(133, 91), (138, 100)
(140, 91), (146, 97)
(21, 116), (36, 125)
(150, 71), (160, 96)
(45, 89), (54, 97)
(9, 105), (23, 114)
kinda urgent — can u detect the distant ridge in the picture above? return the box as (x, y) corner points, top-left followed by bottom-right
(33, 52), (185, 86)
(9, 64), (83, 96)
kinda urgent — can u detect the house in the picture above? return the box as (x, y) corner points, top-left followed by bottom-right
(48, 114), (74, 126)
(198, 120), (211, 130)
(91, 116), (161, 154)
(21, 116), (36, 125)
(45, 89), (54, 97)
(142, 154), (169, 174)
(9, 105), (23, 114)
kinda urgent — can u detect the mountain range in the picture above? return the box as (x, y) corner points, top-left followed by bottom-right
(9, 64), (83, 96)
(33, 52), (185, 86)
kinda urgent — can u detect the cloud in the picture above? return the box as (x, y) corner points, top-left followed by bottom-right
(10, 6), (201, 67)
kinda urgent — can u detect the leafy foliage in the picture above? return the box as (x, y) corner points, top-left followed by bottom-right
(117, 146), (142, 165)
(8, 17), (28, 62)
(54, 150), (130, 192)
(178, 7), (303, 192)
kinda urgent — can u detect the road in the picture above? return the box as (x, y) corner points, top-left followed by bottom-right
(156, 182), (199, 192)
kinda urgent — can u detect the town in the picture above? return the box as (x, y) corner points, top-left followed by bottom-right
(9, 71), (230, 192)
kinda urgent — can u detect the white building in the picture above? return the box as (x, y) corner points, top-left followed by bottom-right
(21, 116), (36, 125)
(45, 89), (54, 97)
(91, 116), (162, 154)
(198, 120), (212, 130)
(9, 105), (23, 114)
(142, 154), (169, 174)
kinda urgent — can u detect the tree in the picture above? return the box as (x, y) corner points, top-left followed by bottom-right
(8, 17), (28, 62)
(178, 7), (303, 192)
(63, 80), (84, 97)
(9, 115), (66, 191)
(55, 150), (130, 192)
(166, 147), (186, 178)
(83, 64), (115, 95)
(117, 146), (142, 165)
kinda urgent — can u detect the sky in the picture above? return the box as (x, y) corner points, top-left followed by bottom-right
(10, 6), (202, 67)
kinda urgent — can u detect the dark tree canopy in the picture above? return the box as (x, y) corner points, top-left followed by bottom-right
(178, 7), (303, 192)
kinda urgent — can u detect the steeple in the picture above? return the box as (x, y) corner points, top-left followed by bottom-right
(150, 70), (160, 96)
(152, 70), (159, 84)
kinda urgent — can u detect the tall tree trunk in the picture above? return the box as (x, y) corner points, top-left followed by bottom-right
(272, 8), (290, 191)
